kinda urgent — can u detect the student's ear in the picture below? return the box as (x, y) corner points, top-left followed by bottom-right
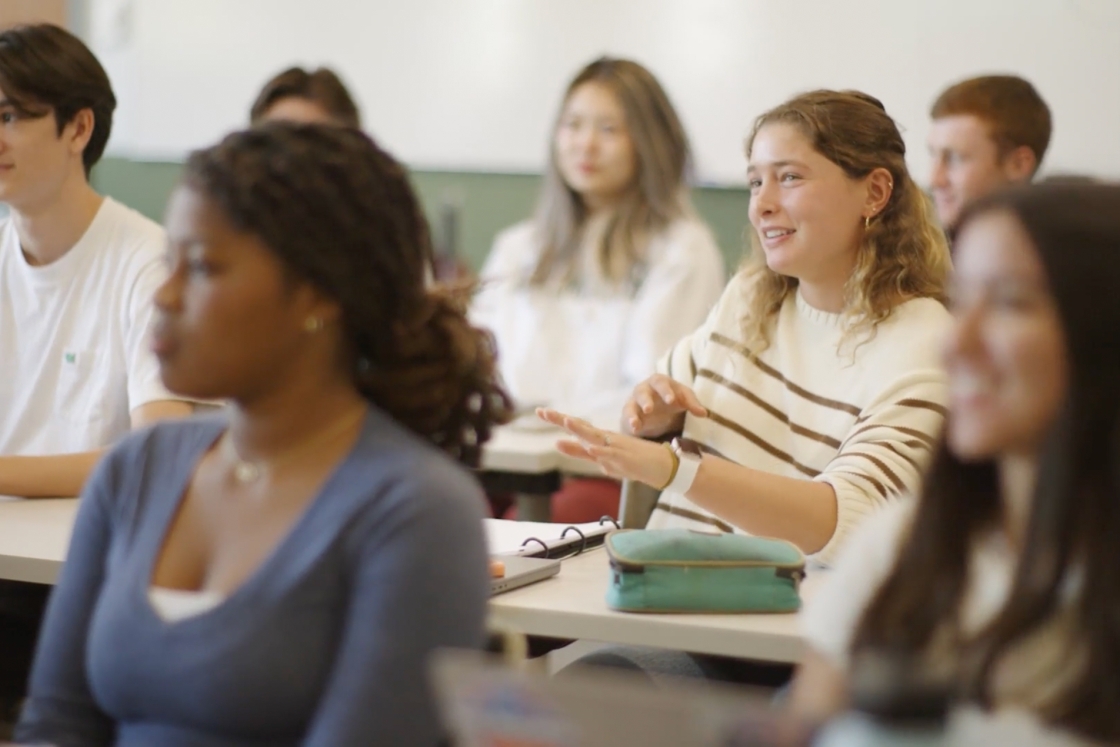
(1001, 145), (1038, 183)
(292, 281), (344, 331)
(62, 108), (96, 159)
(863, 167), (894, 221)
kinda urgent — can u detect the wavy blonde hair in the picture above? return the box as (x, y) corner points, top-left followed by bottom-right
(741, 90), (950, 352)
(530, 57), (692, 289)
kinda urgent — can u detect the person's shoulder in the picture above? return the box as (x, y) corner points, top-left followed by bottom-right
(86, 414), (225, 509)
(479, 220), (540, 279)
(870, 296), (953, 362)
(96, 197), (167, 261)
(662, 214), (718, 246)
(0, 211), (19, 256)
(105, 414), (224, 469)
(492, 220), (538, 253)
(344, 409), (486, 520)
(706, 266), (757, 316)
(651, 215), (721, 260)
(884, 296), (952, 331)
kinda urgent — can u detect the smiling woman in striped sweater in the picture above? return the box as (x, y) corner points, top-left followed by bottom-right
(540, 90), (952, 565)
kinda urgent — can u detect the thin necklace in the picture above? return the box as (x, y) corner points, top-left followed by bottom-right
(220, 406), (368, 484)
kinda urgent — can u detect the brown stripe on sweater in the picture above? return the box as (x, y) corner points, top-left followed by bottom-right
(834, 449), (908, 493)
(855, 398), (949, 424)
(652, 502), (735, 533)
(842, 422), (938, 451)
(707, 411), (822, 478)
(698, 368), (843, 449)
(829, 470), (891, 499)
(688, 352), (698, 382)
(865, 439), (922, 473)
(709, 332), (862, 416)
(697, 442), (732, 461)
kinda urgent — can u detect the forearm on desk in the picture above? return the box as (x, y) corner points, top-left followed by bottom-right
(0, 401), (196, 498)
(686, 456), (838, 555)
(0, 451), (103, 498)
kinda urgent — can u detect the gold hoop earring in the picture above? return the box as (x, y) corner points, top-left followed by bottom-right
(303, 317), (324, 333)
(864, 215), (871, 229)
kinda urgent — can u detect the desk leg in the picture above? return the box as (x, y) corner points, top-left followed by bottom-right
(515, 493), (552, 522)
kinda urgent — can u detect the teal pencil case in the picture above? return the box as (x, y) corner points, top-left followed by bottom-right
(604, 529), (805, 614)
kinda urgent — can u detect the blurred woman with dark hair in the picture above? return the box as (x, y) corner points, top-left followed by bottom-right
(17, 124), (512, 747)
(793, 182), (1120, 745)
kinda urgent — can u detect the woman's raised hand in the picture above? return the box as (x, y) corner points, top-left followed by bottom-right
(621, 374), (707, 437)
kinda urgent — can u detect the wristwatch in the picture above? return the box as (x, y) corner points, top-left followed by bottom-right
(664, 437), (703, 495)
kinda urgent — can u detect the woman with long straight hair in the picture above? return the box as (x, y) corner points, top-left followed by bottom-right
(793, 182), (1120, 744)
(471, 56), (725, 522)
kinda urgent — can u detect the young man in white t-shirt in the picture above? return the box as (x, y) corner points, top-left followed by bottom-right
(0, 23), (192, 710)
(0, 24), (192, 501)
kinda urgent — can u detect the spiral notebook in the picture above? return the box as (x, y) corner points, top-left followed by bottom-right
(484, 517), (619, 559)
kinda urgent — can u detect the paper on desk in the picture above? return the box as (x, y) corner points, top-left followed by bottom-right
(485, 518), (615, 557)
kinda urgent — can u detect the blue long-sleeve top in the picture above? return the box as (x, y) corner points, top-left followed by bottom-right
(16, 409), (490, 746)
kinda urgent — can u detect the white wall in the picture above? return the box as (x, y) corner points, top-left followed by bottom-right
(90, 0), (1120, 185)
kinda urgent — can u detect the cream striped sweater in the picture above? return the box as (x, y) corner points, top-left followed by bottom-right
(646, 271), (952, 565)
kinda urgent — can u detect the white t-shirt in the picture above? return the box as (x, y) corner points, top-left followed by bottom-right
(802, 498), (1087, 718)
(0, 197), (173, 455)
(469, 216), (725, 421)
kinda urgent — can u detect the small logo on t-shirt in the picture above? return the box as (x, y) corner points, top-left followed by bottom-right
(64, 351), (77, 365)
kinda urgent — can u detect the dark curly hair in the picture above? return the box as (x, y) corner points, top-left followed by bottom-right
(180, 123), (512, 466)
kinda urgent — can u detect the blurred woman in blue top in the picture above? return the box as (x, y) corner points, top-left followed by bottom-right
(17, 124), (512, 747)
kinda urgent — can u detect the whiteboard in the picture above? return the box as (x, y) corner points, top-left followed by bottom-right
(90, 0), (1120, 186)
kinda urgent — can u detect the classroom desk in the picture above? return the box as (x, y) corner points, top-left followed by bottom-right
(489, 547), (810, 664)
(1, 500), (805, 667)
(479, 421), (605, 522)
(0, 496), (77, 585)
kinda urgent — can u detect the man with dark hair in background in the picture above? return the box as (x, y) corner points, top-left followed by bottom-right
(0, 23), (190, 718)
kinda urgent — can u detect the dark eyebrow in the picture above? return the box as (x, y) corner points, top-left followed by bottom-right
(0, 97), (46, 117)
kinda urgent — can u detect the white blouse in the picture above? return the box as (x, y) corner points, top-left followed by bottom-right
(470, 216), (725, 421)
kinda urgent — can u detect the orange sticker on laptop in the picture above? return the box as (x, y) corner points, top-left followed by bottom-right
(489, 559), (506, 578)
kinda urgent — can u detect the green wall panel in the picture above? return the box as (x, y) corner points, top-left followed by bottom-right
(91, 158), (750, 273)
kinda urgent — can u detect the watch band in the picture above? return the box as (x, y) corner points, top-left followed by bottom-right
(664, 437), (702, 495)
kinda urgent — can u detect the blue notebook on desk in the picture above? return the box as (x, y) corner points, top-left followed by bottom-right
(484, 517), (617, 559)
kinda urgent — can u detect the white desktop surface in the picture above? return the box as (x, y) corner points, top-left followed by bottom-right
(488, 547), (809, 664)
(0, 499), (806, 665)
(0, 496), (77, 584)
